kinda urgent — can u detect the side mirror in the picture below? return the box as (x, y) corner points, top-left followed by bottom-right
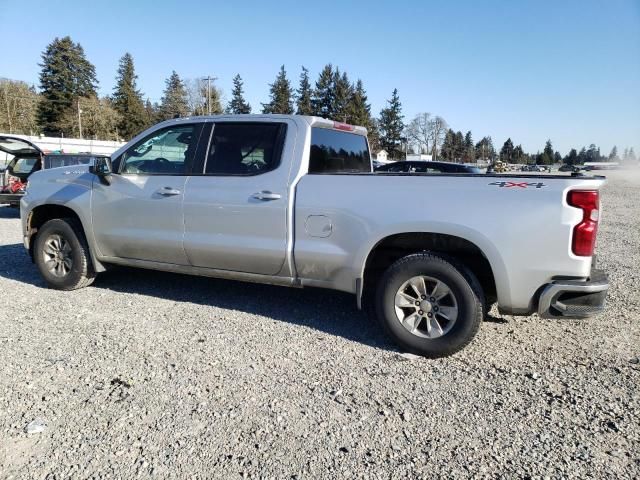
(89, 156), (112, 184)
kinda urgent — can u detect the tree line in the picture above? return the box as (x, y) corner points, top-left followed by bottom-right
(0, 36), (636, 166)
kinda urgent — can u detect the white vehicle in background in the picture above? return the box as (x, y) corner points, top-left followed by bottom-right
(19, 115), (609, 357)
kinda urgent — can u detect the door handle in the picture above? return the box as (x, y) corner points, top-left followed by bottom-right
(156, 186), (182, 196)
(251, 191), (281, 201)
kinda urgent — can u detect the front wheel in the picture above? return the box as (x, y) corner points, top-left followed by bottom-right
(34, 218), (96, 290)
(375, 253), (484, 358)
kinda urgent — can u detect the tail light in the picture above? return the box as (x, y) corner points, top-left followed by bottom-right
(567, 190), (599, 256)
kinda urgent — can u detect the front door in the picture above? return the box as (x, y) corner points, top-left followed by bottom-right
(92, 123), (205, 265)
(183, 120), (294, 275)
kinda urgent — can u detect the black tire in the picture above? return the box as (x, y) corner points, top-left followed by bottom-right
(34, 217), (96, 290)
(375, 252), (484, 358)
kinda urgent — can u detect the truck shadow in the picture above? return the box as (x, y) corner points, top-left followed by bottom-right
(0, 243), (393, 351)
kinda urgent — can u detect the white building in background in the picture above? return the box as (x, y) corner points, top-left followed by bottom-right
(406, 153), (433, 161)
(375, 149), (389, 162)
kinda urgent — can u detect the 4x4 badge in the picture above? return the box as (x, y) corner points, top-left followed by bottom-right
(489, 181), (546, 189)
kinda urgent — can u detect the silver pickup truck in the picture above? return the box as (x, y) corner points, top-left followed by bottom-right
(20, 115), (609, 357)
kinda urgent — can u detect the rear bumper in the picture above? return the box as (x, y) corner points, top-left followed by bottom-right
(538, 269), (609, 319)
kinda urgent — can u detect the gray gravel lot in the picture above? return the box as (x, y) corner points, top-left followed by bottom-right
(0, 171), (638, 479)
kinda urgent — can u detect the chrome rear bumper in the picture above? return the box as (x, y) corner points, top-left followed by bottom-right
(538, 269), (609, 318)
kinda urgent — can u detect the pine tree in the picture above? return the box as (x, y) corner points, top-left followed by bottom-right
(144, 99), (157, 127)
(346, 79), (372, 127)
(37, 36), (98, 135)
(226, 74), (251, 114)
(262, 65), (293, 114)
(441, 129), (456, 161)
(628, 147), (637, 163)
(378, 89), (404, 159)
(463, 131), (474, 162)
(539, 139), (554, 164)
(608, 146), (619, 161)
(158, 71), (189, 121)
(311, 64), (334, 118)
(331, 69), (352, 122)
(295, 67), (313, 115)
(112, 53), (147, 140)
(453, 131), (464, 162)
(500, 138), (514, 163)
(564, 148), (578, 165)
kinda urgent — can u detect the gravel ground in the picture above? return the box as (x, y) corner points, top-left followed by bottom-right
(0, 171), (638, 479)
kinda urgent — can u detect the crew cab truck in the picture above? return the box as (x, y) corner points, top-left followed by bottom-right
(20, 115), (609, 357)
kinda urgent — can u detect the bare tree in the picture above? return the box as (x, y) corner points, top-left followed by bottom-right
(405, 112), (432, 154)
(429, 115), (448, 160)
(184, 78), (224, 116)
(405, 112), (448, 159)
(0, 78), (40, 135)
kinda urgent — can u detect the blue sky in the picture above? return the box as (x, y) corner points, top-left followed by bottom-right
(1, 0), (638, 154)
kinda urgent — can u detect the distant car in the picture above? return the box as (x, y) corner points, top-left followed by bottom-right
(0, 135), (102, 207)
(375, 160), (483, 174)
(558, 164), (577, 172)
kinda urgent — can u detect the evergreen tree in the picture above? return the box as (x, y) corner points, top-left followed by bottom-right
(226, 74), (251, 114)
(453, 131), (464, 162)
(475, 136), (495, 162)
(554, 151), (562, 164)
(608, 146), (619, 161)
(158, 71), (189, 120)
(462, 131), (474, 162)
(295, 66), (313, 115)
(262, 65), (293, 114)
(346, 79), (372, 127)
(564, 148), (578, 166)
(311, 64), (334, 118)
(513, 144), (524, 163)
(538, 139), (554, 164)
(577, 147), (587, 164)
(37, 36), (98, 135)
(144, 99), (157, 127)
(440, 129), (456, 161)
(331, 69), (352, 122)
(585, 144), (600, 163)
(628, 147), (637, 163)
(378, 88), (404, 159)
(112, 53), (147, 140)
(500, 138), (515, 163)
(367, 118), (381, 153)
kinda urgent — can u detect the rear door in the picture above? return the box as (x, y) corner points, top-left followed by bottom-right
(182, 120), (293, 275)
(92, 122), (205, 265)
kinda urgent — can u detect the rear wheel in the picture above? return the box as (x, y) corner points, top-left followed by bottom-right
(34, 218), (96, 290)
(375, 252), (484, 358)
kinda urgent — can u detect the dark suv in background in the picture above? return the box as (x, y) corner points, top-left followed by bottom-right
(375, 160), (483, 174)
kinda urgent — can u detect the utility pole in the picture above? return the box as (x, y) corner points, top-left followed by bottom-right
(202, 76), (218, 115)
(77, 99), (83, 139)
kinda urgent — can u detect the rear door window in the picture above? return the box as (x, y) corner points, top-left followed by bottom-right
(309, 128), (371, 174)
(204, 122), (286, 175)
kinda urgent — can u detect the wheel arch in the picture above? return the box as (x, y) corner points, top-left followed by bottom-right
(26, 203), (106, 272)
(358, 229), (509, 311)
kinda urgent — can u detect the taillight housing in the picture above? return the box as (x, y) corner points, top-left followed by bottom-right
(567, 190), (599, 256)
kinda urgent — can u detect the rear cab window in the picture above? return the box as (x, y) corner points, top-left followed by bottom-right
(309, 128), (371, 174)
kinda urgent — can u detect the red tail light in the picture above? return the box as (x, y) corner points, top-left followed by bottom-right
(567, 190), (599, 256)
